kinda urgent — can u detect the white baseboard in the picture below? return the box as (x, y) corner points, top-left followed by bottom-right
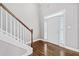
(60, 45), (79, 52)
(33, 39), (79, 52)
(33, 39), (43, 42)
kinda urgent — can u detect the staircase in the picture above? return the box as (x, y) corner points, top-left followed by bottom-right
(0, 3), (33, 56)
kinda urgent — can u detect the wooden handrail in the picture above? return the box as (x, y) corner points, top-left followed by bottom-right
(0, 3), (33, 46)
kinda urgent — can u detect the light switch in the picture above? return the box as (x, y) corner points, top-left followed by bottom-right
(67, 25), (71, 29)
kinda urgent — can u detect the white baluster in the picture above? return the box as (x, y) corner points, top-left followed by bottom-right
(0, 8), (1, 30)
(7, 14), (10, 34)
(24, 27), (26, 45)
(1, 9), (3, 31)
(21, 26), (23, 44)
(23, 26), (25, 45)
(13, 18), (15, 38)
(25, 28), (31, 45)
(15, 20), (17, 39)
(17, 21), (19, 40)
(1, 8), (2, 31)
(24, 28), (26, 44)
(2, 10), (6, 31)
(9, 15), (12, 35)
(20, 24), (23, 43)
(6, 11), (8, 33)
(12, 17), (14, 36)
(19, 24), (21, 42)
(4, 12), (6, 32)
(19, 23), (20, 42)
(6, 12), (11, 36)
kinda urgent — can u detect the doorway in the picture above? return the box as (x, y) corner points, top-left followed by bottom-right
(44, 10), (65, 46)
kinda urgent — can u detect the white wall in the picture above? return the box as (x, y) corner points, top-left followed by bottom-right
(3, 3), (40, 40)
(40, 3), (79, 49)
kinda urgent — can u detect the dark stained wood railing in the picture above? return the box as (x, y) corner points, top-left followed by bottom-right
(0, 3), (33, 46)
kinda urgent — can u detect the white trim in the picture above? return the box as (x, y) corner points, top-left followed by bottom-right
(44, 9), (65, 20)
(46, 39), (79, 52)
(59, 12), (66, 46)
(60, 45), (79, 52)
(44, 22), (48, 39)
(33, 39), (43, 42)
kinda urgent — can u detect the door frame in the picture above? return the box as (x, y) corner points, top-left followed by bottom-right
(44, 10), (66, 46)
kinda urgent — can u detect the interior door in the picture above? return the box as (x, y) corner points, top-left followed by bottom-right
(47, 16), (59, 44)
(44, 13), (65, 45)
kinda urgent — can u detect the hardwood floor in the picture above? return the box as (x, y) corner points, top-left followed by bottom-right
(32, 40), (79, 56)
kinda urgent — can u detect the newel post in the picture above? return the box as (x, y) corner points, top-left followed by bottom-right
(31, 29), (33, 47)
